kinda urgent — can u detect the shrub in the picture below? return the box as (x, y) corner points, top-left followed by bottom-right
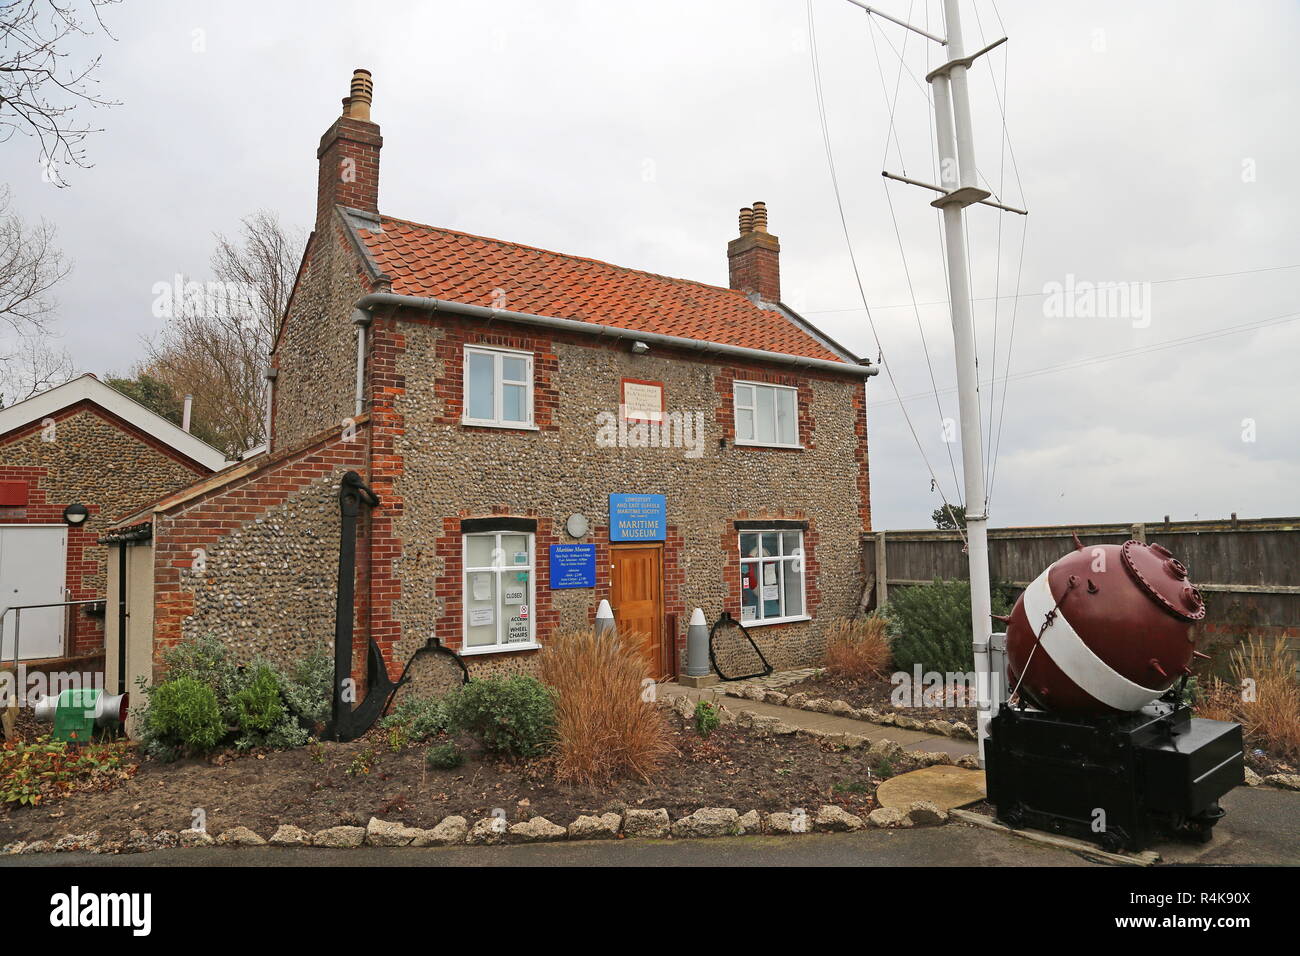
(823, 615), (892, 682)
(381, 695), (450, 743)
(425, 742), (465, 769)
(135, 637), (328, 758)
(885, 580), (1012, 674)
(693, 699), (721, 738)
(280, 646), (332, 727)
(538, 628), (676, 784)
(445, 675), (555, 759)
(142, 677), (225, 759)
(1197, 637), (1300, 761)
(232, 664), (285, 735)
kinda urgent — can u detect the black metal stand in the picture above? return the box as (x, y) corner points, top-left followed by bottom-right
(984, 697), (1243, 852)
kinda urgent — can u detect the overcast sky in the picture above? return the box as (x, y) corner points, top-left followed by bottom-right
(3, 0), (1298, 530)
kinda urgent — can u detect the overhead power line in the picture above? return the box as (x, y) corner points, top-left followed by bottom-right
(870, 307), (1300, 410)
(803, 262), (1300, 316)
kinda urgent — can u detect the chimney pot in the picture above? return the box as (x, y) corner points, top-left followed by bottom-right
(346, 68), (374, 121)
(727, 201), (780, 302)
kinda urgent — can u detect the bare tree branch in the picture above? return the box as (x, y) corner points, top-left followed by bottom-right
(143, 211), (305, 457)
(0, 0), (121, 181)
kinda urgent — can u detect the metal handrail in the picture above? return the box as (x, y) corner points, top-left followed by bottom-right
(1, 600), (104, 670)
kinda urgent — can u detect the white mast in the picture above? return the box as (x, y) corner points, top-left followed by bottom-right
(851, 0), (1026, 762)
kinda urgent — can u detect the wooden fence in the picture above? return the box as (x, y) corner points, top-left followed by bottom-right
(861, 516), (1300, 656)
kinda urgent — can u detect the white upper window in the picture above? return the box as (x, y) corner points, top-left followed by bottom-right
(463, 346), (534, 428)
(739, 530), (808, 626)
(733, 381), (799, 447)
(462, 531), (538, 653)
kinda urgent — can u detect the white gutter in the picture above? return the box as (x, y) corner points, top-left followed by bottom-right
(348, 292), (880, 398)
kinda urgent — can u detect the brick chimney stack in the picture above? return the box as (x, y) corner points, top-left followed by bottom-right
(316, 69), (382, 233)
(727, 201), (780, 302)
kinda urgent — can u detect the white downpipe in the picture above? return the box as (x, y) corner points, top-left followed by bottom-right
(353, 311), (370, 418)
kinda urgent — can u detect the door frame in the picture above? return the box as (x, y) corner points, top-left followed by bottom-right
(609, 542), (666, 680)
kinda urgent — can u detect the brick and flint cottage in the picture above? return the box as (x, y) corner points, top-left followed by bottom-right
(0, 375), (226, 667)
(105, 70), (877, 706)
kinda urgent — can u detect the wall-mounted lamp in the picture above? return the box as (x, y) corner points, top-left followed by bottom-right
(631, 341), (650, 354)
(62, 503), (89, 527)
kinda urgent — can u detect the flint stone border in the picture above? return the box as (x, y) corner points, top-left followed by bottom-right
(622, 808), (671, 839)
(671, 807), (739, 838)
(1264, 773), (1300, 791)
(413, 816), (468, 846)
(179, 828), (213, 847)
(904, 801), (949, 827)
(767, 811), (812, 835)
(313, 825), (366, 848)
(508, 816), (567, 844)
(868, 806), (909, 828)
(269, 824), (311, 847)
(367, 816), (423, 847)
(466, 817), (510, 845)
(217, 826), (265, 847)
(814, 805), (864, 832)
(567, 812), (622, 840)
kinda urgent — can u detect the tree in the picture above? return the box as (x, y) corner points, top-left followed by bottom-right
(142, 211), (305, 458)
(103, 371), (225, 450)
(0, 185), (74, 405)
(932, 503), (968, 530)
(1, 0), (121, 181)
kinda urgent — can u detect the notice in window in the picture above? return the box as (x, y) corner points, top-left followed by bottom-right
(507, 618), (530, 643)
(468, 607), (493, 628)
(472, 573), (492, 602)
(503, 584), (525, 605)
(762, 585), (779, 602)
(740, 605), (757, 622)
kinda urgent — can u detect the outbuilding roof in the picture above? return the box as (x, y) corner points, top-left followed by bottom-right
(0, 374), (230, 472)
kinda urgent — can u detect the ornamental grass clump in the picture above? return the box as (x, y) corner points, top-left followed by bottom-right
(539, 627), (676, 785)
(823, 615), (893, 682)
(1198, 637), (1300, 762)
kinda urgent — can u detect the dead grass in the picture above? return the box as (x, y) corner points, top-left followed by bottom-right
(823, 616), (892, 682)
(539, 627), (677, 786)
(1197, 637), (1300, 761)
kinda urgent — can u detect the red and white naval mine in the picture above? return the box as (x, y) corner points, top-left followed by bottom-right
(1003, 539), (1208, 715)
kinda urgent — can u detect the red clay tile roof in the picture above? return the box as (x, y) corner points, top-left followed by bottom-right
(356, 215), (848, 363)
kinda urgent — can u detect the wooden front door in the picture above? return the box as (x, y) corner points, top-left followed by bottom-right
(610, 545), (665, 679)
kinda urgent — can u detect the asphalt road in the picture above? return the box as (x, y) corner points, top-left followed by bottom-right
(3, 786), (1293, 868)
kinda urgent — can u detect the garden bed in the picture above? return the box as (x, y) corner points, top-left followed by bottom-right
(0, 715), (921, 847)
(779, 673), (978, 727)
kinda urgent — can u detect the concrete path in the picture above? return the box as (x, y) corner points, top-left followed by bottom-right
(662, 681), (978, 758)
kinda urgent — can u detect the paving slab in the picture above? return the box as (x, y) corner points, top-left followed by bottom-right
(875, 765), (987, 811)
(663, 681), (978, 756)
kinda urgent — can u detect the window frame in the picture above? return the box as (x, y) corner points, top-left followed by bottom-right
(732, 380), (801, 448)
(460, 530), (540, 655)
(737, 529), (810, 627)
(462, 344), (536, 429)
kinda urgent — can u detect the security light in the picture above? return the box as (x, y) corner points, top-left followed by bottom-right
(631, 341), (650, 354)
(62, 503), (89, 527)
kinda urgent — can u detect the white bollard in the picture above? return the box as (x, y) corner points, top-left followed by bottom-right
(595, 598), (615, 636)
